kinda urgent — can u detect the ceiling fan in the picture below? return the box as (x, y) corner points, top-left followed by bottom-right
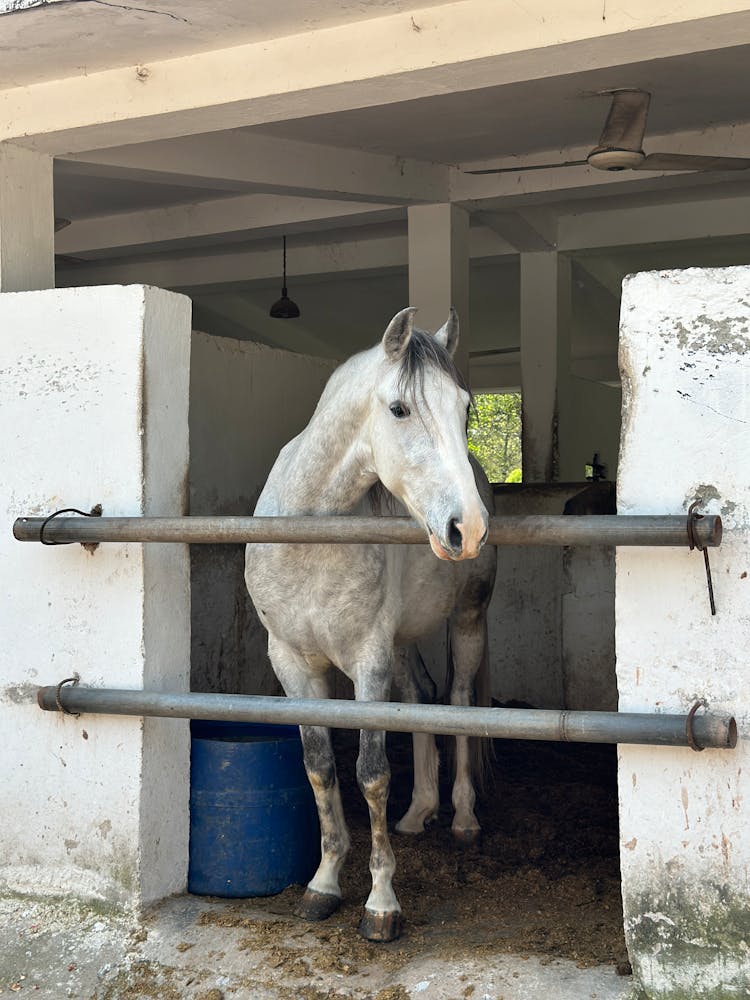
(466, 90), (750, 175)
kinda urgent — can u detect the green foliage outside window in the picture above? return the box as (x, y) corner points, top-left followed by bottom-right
(468, 392), (522, 484)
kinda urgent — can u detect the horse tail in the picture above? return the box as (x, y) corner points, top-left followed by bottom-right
(446, 617), (494, 797)
(470, 616), (494, 796)
(444, 624), (455, 707)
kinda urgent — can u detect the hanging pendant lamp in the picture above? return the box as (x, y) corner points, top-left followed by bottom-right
(269, 235), (301, 318)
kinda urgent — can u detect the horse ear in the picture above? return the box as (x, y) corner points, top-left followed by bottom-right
(434, 307), (459, 356)
(382, 307), (417, 360)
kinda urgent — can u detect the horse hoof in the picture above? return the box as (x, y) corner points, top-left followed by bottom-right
(295, 888), (341, 922)
(358, 908), (403, 942)
(452, 827), (482, 850)
(394, 820), (425, 836)
(394, 812), (438, 836)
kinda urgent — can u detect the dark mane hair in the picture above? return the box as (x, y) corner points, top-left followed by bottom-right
(397, 327), (471, 401)
(367, 479), (397, 514)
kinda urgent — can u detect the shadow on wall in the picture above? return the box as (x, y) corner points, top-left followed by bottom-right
(188, 331), (337, 696)
(190, 544), (280, 696)
(488, 481), (617, 712)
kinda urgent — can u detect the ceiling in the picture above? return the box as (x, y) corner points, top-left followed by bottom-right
(252, 45), (750, 164)
(5, 1), (750, 384)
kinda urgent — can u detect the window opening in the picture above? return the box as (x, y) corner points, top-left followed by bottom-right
(468, 392), (522, 484)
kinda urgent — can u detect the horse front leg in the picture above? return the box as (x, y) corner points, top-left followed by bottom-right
(354, 660), (402, 942)
(297, 723), (350, 920)
(268, 636), (350, 921)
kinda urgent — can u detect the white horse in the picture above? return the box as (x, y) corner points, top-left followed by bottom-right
(245, 307), (497, 942)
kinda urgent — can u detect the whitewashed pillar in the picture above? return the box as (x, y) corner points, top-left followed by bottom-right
(407, 204), (470, 380)
(0, 142), (54, 291)
(617, 267), (750, 997)
(0, 285), (191, 911)
(520, 251), (572, 481)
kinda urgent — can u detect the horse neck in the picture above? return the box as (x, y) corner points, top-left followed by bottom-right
(266, 355), (377, 516)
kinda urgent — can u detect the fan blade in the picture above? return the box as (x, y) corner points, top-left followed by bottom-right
(465, 159), (587, 175)
(635, 152), (750, 171)
(594, 89), (650, 154)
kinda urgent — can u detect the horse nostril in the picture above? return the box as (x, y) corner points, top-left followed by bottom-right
(447, 517), (463, 552)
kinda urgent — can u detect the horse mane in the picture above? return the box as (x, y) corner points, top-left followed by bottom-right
(397, 328), (471, 402)
(367, 480), (398, 514)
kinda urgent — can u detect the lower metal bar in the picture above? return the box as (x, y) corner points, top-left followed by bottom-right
(36, 686), (737, 749)
(15, 513), (722, 548)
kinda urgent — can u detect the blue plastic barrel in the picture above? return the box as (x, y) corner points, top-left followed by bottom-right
(188, 720), (320, 897)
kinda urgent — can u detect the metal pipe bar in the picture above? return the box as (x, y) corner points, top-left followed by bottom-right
(15, 513), (722, 548)
(37, 686), (737, 750)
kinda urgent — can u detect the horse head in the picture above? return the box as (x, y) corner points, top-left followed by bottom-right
(368, 307), (489, 561)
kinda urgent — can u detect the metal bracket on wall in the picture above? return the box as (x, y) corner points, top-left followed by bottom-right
(39, 504), (102, 553)
(687, 501), (717, 616)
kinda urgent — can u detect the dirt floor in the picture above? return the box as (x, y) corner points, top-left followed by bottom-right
(1, 732), (634, 999)
(323, 729), (629, 971)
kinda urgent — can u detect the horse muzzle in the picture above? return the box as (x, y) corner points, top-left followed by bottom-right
(428, 515), (488, 561)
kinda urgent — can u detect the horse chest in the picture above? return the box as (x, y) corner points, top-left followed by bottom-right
(246, 542), (394, 652)
(246, 540), (465, 660)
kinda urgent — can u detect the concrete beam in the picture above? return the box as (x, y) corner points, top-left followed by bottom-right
(55, 193), (402, 256)
(476, 209), (557, 252)
(56, 234), (411, 290)
(559, 191), (750, 251)
(63, 132), (449, 206)
(573, 257), (625, 300)
(3, 3), (750, 152)
(56, 226), (513, 291)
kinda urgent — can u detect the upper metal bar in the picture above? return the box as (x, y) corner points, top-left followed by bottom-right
(36, 685), (737, 749)
(14, 514), (722, 548)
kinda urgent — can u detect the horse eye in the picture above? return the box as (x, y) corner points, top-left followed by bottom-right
(389, 401), (411, 419)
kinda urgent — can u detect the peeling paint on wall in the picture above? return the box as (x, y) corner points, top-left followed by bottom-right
(1, 286), (191, 910)
(617, 266), (750, 998)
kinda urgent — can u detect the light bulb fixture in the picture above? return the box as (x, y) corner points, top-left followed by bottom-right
(269, 235), (301, 319)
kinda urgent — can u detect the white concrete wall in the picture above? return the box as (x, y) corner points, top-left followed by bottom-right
(617, 267), (750, 997)
(489, 484), (616, 711)
(0, 285), (191, 911)
(189, 332), (336, 694)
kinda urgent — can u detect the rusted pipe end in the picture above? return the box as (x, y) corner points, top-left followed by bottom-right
(690, 512), (723, 549)
(37, 686), (49, 710)
(727, 717), (738, 749)
(12, 518), (30, 541)
(711, 515), (723, 548)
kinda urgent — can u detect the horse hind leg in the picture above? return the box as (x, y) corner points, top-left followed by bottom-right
(448, 610), (492, 846)
(267, 636), (349, 922)
(393, 646), (440, 836)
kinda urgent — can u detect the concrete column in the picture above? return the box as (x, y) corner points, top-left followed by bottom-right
(407, 204), (470, 380)
(0, 143), (54, 292)
(617, 267), (750, 997)
(520, 251), (572, 482)
(0, 285), (191, 912)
